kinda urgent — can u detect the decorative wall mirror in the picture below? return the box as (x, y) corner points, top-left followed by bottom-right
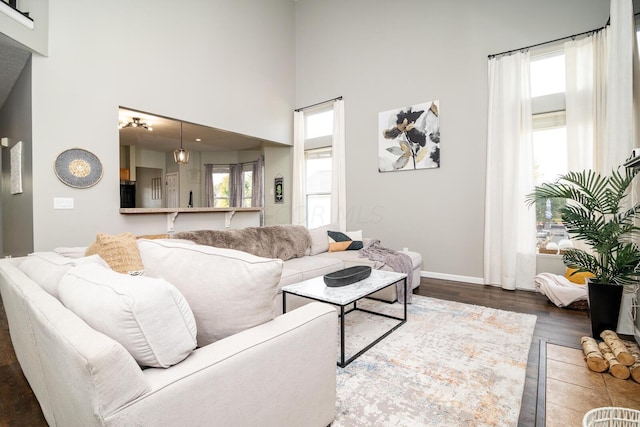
(118, 107), (280, 210)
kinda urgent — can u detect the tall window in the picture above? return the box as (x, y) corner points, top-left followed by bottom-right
(212, 167), (230, 207)
(530, 51), (570, 250)
(241, 164), (253, 208)
(303, 108), (334, 228)
(305, 148), (332, 228)
(205, 160), (262, 209)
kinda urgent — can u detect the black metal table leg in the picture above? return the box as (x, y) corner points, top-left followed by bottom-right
(339, 305), (346, 367)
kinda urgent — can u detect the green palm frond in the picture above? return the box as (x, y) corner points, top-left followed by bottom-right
(528, 166), (640, 285)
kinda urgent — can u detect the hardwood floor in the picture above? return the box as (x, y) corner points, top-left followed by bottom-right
(0, 277), (591, 426)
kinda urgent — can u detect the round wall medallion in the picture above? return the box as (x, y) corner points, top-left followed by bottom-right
(54, 148), (103, 188)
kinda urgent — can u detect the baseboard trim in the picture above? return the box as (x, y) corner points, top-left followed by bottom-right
(420, 271), (484, 285)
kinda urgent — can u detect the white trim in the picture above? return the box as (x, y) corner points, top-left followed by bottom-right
(420, 270), (538, 292)
(0, 2), (34, 29)
(420, 270), (484, 285)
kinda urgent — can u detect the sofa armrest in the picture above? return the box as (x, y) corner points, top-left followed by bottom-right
(108, 302), (337, 427)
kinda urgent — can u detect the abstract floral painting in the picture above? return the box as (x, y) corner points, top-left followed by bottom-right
(378, 100), (440, 172)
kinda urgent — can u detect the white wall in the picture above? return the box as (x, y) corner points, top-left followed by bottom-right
(295, 0), (610, 281)
(263, 145), (292, 225)
(30, 0), (295, 249)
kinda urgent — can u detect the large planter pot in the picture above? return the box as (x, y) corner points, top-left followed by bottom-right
(587, 281), (623, 338)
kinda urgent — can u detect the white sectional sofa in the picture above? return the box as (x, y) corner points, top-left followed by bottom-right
(0, 239), (337, 427)
(0, 225), (422, 426)
(172, 224), (423, 314)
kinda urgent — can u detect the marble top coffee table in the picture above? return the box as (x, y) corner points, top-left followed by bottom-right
(282, 270), (407, 367)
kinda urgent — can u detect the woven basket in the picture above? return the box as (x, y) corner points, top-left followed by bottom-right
(538, 248), (559, 255)
(583, 407), (640, 427)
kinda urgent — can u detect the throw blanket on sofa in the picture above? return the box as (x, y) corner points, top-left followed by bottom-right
(359, 239), (413, 303)
(172, 225), (311, 261)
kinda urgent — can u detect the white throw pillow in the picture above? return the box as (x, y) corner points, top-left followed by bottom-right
(308, 224), (338, 255)
(58, 264), (197, 368)
(138, 238), (283, 346)
(19, 252), (109, 299)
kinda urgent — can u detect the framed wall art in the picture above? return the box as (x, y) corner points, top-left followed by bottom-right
(10, 141), (22, 194)
(274, 175), (284, 204)
(54, 148), (103, 188)
(378, 100), (440, 172)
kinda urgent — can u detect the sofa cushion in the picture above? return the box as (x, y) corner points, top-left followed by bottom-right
(328, 230), (363, 252)
(58, 264), (197, 368)
(85, 232), (145, 275)
(19, 252), (109, 299)
(283, 256), (344, 281)
(137, 239), (283, 346)
(308, 224), (337, 255)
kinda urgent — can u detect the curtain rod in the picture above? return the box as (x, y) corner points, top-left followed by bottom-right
(204, 160), (259, 167)
(295, 96), (343, 112)
(488, 27), (605, 59)
(489, 12), (640, 59)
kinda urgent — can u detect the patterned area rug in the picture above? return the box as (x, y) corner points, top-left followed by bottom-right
(333, 295), (537, 426)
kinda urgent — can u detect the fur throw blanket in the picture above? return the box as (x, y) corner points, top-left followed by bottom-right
(172, 225), (311, 261)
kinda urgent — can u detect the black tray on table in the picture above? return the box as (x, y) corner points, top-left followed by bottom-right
(323, 266), (372, 287)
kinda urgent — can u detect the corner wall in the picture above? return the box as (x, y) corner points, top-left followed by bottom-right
(295, 0), (610, 282)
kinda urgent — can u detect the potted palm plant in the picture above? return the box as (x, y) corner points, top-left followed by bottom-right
(525, 167), (640, 337)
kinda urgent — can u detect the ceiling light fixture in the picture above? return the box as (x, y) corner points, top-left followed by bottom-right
(119, 117), (153, 131)
(173, 122), (190, 165)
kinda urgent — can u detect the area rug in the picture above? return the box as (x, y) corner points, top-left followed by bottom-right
(333, 295), (537, 426)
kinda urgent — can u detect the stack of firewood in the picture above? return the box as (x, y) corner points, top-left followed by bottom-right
(581, 330), (640, 381)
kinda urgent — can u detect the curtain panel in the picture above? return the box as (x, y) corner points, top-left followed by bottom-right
(292, 111), (306, 225)
(564, 30), (608, 173)
(204, 164), (215, 207)
(484, 51), (537, 290)
(252, 156), (265, 225)
(331, 99), (346, 231)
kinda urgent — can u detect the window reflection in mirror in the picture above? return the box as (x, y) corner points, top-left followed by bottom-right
(118, 107), (275, 209)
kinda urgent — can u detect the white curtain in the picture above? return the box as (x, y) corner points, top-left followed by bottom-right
(292, 111), (306, 225)
(607, 0), (640, 170)
(608, 0), (640, 335)
(331, 99), (347, 231)
(484, 51), (537, 290)
(204, 164), (215, 207)
(564, 29), (608, 173)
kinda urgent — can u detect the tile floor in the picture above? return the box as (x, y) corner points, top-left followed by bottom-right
(545, 343), (640, 426)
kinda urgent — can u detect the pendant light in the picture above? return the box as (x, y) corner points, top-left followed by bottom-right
(173, 122), (190, 165)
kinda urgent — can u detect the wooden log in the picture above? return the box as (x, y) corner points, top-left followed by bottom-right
(580, 336), (609, 373)
(623, 340), (640, 358)
(599, 342), (631, 379)
(623, 340), (640, 383)
(600, 330), (636, 366)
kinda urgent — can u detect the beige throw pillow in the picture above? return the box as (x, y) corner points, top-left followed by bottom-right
(85, 232), (144, 275)
(138, 238), (283, 346)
